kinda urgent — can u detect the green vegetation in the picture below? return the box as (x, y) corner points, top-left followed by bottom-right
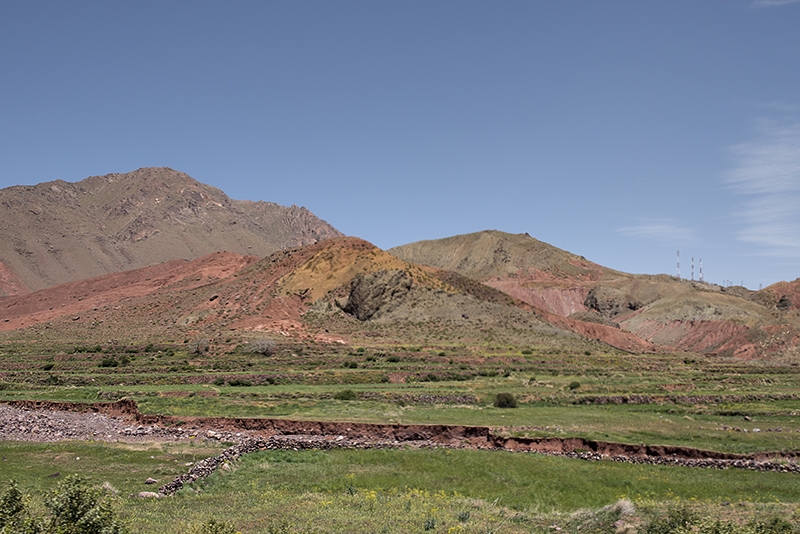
(0, 443), (797, 533)
(1, 318), (800, 532)
(493, 392), (517, 408)
(0, 475), (127, 533)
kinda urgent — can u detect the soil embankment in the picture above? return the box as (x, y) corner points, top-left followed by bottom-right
(3, 399), (797, 463)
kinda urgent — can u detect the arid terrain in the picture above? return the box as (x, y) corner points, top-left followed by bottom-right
(0, 167), (341, 296)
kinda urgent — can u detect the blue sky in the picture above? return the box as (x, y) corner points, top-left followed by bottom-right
(2, 1), (799, 289)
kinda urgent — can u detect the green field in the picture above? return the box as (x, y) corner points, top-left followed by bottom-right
(1, 328), (799, 532)
(2, 441), (799, 533)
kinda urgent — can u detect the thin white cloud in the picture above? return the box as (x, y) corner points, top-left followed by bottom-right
(618, 219), (696, 243)
(750, 0), (800, 7)
(727, 117), (800, 257)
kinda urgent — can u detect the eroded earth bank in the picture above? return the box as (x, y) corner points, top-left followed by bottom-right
(2, 399), (798, 496)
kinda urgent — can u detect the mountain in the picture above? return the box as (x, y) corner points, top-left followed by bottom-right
(389, 230), (800, 360)
(0, 167), (342, 296)
(3, 231), (799, 360)
(0, 237), (568, 349)
(388, 230), (633, 317)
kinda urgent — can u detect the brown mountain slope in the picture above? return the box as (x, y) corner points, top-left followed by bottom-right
(389, 230), (630, 316)
(0, 167), (342, 295)
(0, 237), (568, 347)
(389, 230), (626, 282)
(4, 229), (797, 360)
(618, 289), (800, 359)
(0, 252), (260, 331)
(389, 230), (800, 360)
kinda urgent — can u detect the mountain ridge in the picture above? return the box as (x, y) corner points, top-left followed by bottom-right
(0, 167), (342, 295)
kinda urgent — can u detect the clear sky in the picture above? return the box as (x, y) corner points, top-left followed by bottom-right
(2, 1), (799, 289)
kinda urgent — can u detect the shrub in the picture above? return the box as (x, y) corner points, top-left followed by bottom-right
(568, 381), (581, 390)
(228, 379), (252, 387)
(251, 338), (277, 356)
(641, 505), (696, 534)
(187, 337), (209, 355)
(1, 475), (127, 534)
(41, 363), (55, 371)
(334, 389), (358, 401)
(0, 480), (26, 529)
(99, 357), (118, 368)
(494, 392), (517, 408)
(44, 375), (62, 386)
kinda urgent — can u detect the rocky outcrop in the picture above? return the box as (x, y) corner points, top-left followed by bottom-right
(339, 270), (412, 320)
(584, 285), (641, 317)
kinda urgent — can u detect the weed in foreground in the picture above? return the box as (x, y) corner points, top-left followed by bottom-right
(1, 475), (127, 534)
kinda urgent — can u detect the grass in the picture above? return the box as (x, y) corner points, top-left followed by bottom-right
(3, 442), (799, 533)
(0, 440), (225, 497)
(2, 338), (800, 455)
(2, 323), (800, 532)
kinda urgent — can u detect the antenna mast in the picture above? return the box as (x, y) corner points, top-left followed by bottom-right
(676, 250), (680, 279)
(699, 258), (704, 282)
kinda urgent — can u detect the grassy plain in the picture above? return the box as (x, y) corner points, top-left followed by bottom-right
(1, 320), (800, 532)
(2, 441), (799, 533)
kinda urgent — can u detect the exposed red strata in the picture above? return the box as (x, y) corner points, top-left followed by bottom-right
(3, 399), (795, 462)
(485, 280), (588, 317)
(622, 318), (750, 354)
(0, 251), (260, 331)
(537, 309), (656, 353)
(0, 260), (29, 297)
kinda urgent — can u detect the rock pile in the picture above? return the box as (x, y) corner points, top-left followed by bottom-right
(0, 404), (134, 442)
(0, 404), (250, 444)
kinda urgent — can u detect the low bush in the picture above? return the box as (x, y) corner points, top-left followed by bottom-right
(334, 389), (358, 401)
(251, 338), (277, 356)
(494, 392), (517, 408)
(0, 475), (127, 534)
(228, 379), (252, 387)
